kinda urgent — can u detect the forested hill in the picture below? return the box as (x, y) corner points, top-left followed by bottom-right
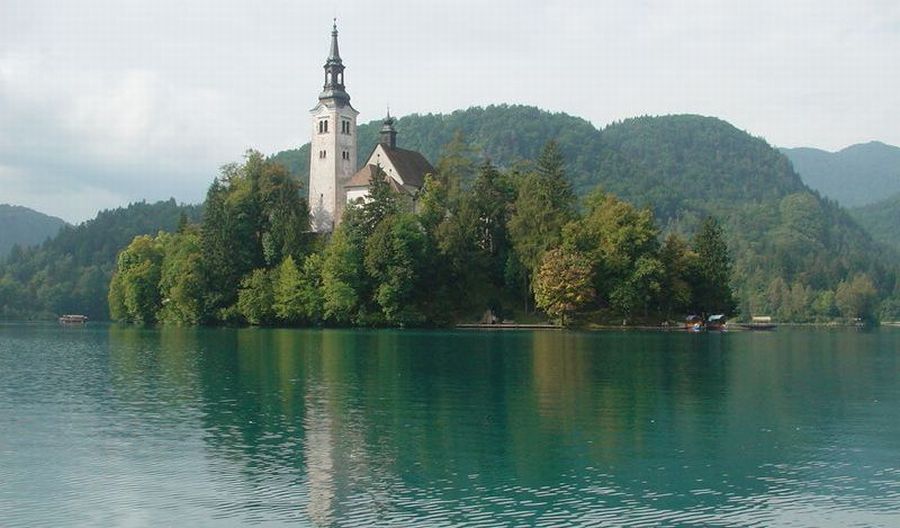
(850, 192), (900, 253)
(275, 105), (896, 319)
(0, 204), (67, 258)
(781, 141), (900, 207)
(273, 106), (807, 222)
(0, 199), (202, 320)
(272, 105), (607, 195)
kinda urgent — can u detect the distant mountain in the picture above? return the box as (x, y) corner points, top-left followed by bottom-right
(781, 141), (900, 207)
(850, 192), (900, 252)
(0, 204), (67, 258)
(272, 105), (897, 319)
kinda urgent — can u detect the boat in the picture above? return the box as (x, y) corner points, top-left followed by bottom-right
(59, 314), (89, 325)
(739, 316), (777, 331)
(684, 315), (704, 332)
(707, 314), (727, 331)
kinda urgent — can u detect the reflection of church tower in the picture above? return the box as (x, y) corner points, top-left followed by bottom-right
(308, 21), (359, 232)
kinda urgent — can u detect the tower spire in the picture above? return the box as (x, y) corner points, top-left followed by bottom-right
(320, 20), (349, 105)
(328, 19), (341, 63)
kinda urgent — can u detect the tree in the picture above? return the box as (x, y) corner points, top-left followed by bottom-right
(321, 220), (365, 324)
(236, 268), (274, 325)
(273, 255), (304, 324)
(659, 233), (696, 317)
(434, 131), (478, 203)
(199, 150), (309, 320)
(534, 247), (595, 326)
(562, 190), (661, 313)
(507, 142), (577, 308)
(364, 213), (429, 325)
(157, 229), (205, 325)
(359, 164), (399, 235)
(258, 159), (310, 266)
(611, 254), (665, 319)
(109, 235), (164, 324)
(297, 253), (325, 323)
(535, 140), (576, 214)
(835, 274), (878, 321)
(690, 216), (737, 316)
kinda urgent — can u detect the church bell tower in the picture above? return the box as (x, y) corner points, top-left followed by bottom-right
(308, 21), (358, 232)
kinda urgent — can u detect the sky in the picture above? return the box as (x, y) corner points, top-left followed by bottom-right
(1, 0), (898, 222)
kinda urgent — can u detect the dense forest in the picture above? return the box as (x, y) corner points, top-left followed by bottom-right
(2, 106), (898, 323)
(0, 200), (201, 320)
(0, 204), (67, 257)
(850, 192), (900, 253)
(781, 141), (900, 207)
(109, 146), (737, 327)
(273, 106), (899, 322)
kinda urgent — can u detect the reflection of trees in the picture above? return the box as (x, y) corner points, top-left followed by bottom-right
(104, 326), (900, 524)
(107, 325), (203, 410)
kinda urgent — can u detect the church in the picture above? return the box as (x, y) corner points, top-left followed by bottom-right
(308, 22), (434, 232)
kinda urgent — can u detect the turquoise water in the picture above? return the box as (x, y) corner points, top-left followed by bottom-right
(1, 324), (898, 527)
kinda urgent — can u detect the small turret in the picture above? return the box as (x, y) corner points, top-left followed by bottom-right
(379, 109), (397, 149)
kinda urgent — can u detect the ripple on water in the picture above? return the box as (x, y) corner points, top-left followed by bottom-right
(2, 325), (900, 526)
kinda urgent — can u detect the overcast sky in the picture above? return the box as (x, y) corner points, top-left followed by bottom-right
(2, 0), (898, 222)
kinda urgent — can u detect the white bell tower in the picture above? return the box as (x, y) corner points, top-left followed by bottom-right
(309, 21), (358, 232)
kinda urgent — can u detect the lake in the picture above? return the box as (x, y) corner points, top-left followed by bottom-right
(1, 324), (898, 527)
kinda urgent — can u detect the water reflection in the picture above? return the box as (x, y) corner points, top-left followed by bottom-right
(1, 325), (897, 526)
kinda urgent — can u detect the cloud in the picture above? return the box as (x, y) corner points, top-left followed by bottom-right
(0, 51), (245, 221)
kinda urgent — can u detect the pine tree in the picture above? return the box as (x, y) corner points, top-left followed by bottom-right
(691, 216), (737, 315)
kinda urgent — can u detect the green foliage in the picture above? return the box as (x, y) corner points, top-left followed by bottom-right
(0, 199), (200, 320)
(358, 165), (399, 235)
(658, 233), (697, 317)
(157, 229), (205, 325)
(364, 213), (430, 326)
(690, 217), (737, 316)
(508, 141), (576, 284)
(109, 235), (164, 324)
(835, 274), (878, 321)
(850, 192), (900, 253)
(533, 247), (595, 326)
(237, 269), (275, 325)
(200, 151), (310, 318)
(3, 106), (886, 327)
(563, 190), (663, 316)
(272, 255), (304, 324)
(321, 219), (365, 324)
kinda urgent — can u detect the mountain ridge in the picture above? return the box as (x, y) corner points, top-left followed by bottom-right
(0, 204), (68, 258)
(781, 140), (900, 207)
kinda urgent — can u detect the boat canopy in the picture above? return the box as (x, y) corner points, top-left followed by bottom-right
(708, 314), (726, 322)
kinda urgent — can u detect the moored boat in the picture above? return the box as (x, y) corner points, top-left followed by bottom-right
(59, 314), (89, 325)
(739, 316), (777, 331)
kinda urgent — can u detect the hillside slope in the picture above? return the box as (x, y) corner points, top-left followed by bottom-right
(781, 141), (900, 207)
(850, 192), (900, 252)
(0, 204), (67, 258)
(275, 106), (896, 318)
(271, 104), (607, 195)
